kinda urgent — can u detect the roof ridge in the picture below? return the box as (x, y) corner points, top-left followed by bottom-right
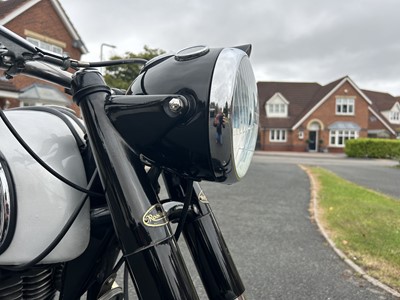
(257, 80), (321, 85)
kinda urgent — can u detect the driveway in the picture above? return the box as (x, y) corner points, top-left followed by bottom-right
(118, 152), (399, 299)
(254, 151), (400, 199)
(199, 156), (399, 299)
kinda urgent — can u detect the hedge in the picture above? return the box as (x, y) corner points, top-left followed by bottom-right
(345, 138), (400, 158)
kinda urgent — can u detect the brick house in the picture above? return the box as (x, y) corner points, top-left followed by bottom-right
(258, 76), (399, 153)
(0, 0), (87, 112)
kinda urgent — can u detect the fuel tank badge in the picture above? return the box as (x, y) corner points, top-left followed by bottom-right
(143, 204), (169, 227)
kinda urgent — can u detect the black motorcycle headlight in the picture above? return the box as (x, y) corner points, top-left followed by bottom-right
(0, 154), (16, 254)
(107, 45), (258, 184)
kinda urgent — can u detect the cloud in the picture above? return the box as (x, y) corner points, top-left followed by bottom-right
(60, 0), (400, 95)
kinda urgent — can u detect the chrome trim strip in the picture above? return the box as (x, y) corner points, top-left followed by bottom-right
(0, 162), (10, 243)
(0, 159), (14, 250)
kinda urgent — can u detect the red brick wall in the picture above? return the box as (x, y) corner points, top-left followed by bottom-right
(301, 82), (369, 131)
(297, 81), (370, 152)
(258, 81), (378, 153)
(3, 0), (82, 115)
(258, 129), (308, 152)
(5, 0), (82, 61)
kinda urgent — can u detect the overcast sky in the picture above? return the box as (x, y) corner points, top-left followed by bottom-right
(59, 0), (400, 96)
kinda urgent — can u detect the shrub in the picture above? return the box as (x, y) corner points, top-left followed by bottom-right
(345, 138), (400, 159)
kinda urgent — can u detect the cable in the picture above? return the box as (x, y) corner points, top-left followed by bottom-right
(0, 109), (103, 198)
(174, 180), (193, 241)
(2, 169), (100, 271)
(124, 262), (130, 300)
(111, 256), (125, 275)
(87, 58), (147, 68)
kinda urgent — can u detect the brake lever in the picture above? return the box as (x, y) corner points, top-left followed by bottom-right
(4, 58), (25, 79)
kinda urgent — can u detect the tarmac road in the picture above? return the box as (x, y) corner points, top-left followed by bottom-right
(116, 152), (399, 299)
(200, 157), (398, 299)
(253, 151), (400, 199)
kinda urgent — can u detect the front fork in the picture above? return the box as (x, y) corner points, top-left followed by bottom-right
(71, 69), (245, 299)
(163, 174), (245, 300)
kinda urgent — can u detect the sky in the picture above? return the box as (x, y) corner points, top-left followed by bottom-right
(59, 0), (400, 96)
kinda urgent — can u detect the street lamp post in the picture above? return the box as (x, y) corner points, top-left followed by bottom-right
(100, 43), (116, 74)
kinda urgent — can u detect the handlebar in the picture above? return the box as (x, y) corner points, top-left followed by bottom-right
(23, 61), (73, 88)
(0, 24), (147, 90)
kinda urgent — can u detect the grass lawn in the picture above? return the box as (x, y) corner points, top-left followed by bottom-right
(307, 166), (400, 291)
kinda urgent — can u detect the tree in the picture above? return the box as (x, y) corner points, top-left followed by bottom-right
(103, 45), (165, 90)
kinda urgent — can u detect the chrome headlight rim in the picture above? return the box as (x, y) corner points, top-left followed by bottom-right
(209, 48), (259, 183)
(0, 152), (16, 254)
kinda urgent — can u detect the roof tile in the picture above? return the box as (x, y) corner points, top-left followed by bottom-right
(0, 0), (29, 20)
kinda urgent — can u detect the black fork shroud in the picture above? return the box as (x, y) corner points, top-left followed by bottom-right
(71, 69), (198, 300)
(71, 69), (245, 300)
(162, 174), (245, 300)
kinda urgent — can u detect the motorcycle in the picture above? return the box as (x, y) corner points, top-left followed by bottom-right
(0, 25), (259, 300)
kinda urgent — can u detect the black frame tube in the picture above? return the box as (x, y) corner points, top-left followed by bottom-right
(71, 69), (198, 300)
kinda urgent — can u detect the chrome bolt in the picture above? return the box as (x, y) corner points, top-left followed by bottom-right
(169, 98), (184, 113)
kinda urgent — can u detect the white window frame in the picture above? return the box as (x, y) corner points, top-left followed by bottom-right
(329, 130), (358, 147)
(270, 129), (287, 142)
(265, 93), (289, 118)
(268, 103), (287, 115)
(336, 97), (355, 115)
(27, 37), (63, 54)
(389, 111), (400, 123)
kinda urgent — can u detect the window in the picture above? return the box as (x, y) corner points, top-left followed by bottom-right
(389, 111), (400, 123)
(329, 130), (358, 147)
(270, 129), (287, 142)
(266, 93), (289, 118)
(336, 97), (355, 115)
(27, 37), (63, 54)
(268, 103), (286, 113)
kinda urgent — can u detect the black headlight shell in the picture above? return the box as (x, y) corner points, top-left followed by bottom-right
(110, 46), (258, 183)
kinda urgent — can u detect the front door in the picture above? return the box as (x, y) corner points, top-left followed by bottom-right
(308, 131), (317, 151)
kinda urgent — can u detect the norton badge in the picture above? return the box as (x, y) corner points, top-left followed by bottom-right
(142, 204), (169, 227)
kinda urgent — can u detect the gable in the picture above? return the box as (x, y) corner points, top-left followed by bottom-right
(266, 92), (289, 105)
(292, 77), (373, 130)
(265, 93), (289, 118)
(362, 90), (398, 130)
(380, 101), (400, 125)
(257, 81), (322, 128)
(391, 102), (400, 112)
(0, 0), (87, 55)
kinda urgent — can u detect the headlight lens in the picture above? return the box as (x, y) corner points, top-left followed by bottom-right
(209, 48), (259, 183)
